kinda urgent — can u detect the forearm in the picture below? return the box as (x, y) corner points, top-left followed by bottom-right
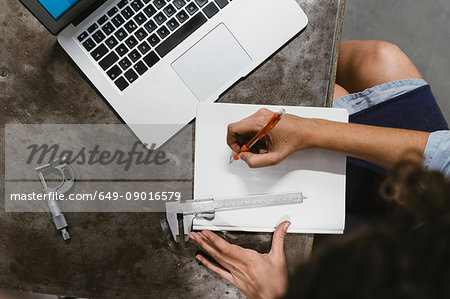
(305, 119), (430, 169)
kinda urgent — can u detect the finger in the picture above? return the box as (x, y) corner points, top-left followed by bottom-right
(191, 232), (234, 267)
(196, 254), (235, 284)
(226, 109), (273, 150)
(228, 142), (241, 155)
(190, 232), (220, 258)
(239, 151), (282, 168)
(228, 108), (273, 136)
(227, 119), (261, 136)
(202, 230), (243, 259)
(270, 221), (290, 258)
(199, 231), (251, 274)
(227, 122), (259, 152)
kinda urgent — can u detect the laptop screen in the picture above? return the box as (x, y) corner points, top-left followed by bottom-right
(37, 0), (81, 20)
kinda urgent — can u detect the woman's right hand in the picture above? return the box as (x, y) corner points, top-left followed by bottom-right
(227, 108), (314, 168)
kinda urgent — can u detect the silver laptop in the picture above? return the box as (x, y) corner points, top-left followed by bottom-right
(20, 0), (308, 147)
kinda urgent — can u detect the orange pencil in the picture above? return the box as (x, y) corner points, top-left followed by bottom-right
(229, 108), (286, 164)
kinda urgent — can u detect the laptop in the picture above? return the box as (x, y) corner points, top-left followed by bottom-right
(20, 0), (308, 147)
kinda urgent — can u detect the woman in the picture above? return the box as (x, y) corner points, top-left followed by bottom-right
(189, 41), (450, 298)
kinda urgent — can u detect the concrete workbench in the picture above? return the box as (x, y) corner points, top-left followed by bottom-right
(0, 0), (345, 298)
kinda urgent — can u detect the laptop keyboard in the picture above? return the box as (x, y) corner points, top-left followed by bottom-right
(77, 0), (231, 91)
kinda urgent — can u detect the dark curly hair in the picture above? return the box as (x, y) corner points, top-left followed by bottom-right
(285, 160), (450, 299)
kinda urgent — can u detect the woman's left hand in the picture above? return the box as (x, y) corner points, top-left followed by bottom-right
(189, 221), (291, 299)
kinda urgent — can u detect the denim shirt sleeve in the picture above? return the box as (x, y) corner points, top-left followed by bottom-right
(423, 130), (450, 177)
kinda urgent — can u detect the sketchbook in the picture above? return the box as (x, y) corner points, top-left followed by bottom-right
(193, 103), (349, 234)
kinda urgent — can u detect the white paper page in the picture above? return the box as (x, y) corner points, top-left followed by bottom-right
(194, 103), (348, 234)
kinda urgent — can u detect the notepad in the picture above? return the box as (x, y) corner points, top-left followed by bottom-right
(193, 103), (348, 234)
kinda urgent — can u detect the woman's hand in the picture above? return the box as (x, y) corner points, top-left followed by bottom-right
(227, 108), (312, 168)
(189, 221), (291, 299)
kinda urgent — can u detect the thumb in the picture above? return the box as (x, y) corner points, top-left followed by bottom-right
(239, 151), (281, 168)
(270, 221), (290, 257)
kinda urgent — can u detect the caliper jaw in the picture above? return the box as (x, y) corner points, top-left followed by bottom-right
(166, 198), (215, 243)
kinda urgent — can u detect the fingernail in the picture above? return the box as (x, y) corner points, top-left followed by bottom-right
(283, 222), (291, 231)
(196, 255), (202, 265)
(238, 154), (245, 161)
(189, 232), (196, 241)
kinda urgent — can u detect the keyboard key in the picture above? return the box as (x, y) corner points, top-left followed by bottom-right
(134, 12), (147, 25)
(108, 65), (122, 80)
(107, 7), (119, 17)
(112, 14), (125, 27)
(87, 23), (98, 33)
(117, 0), (129, 9)
(125, 36), (138, 48)
(156, 12), (206, 57)
(143, 4), (157, 17)
(115, 28), (128, 41)
(176, 10), (188, 23)
(148, 34), (160, 46)
(153, 0), (166, 9)
(102, 22), (115, 35)
(93, 30), (106, 43)
(124, 20), (138, 33)
(133, 61), (149, 75)
(121, 7), (135, 19)
(157, 26), (170, 39)
(77, 31), (88, 42)
(124, 69), (139, 83)
(91, 44), (108, 61)
(119, 57), (132, 70)
(98, 15), (108, 25)
(114, 76), (129, 91)
(203, 2), (219, 18)
(195, 0), (208, 7)
(214, 0), (228, 8)
(142, 0), (151, 3)
(154, 12), (167, 25)
(128, 49), (142, 62)
(144, 20), (158, 33)
(116, 43), (130, 56)
(167, 18), (179, 30)
(131, 0), (144, 11)
(137, 41), (151, 54)
(173, 0), (186, 9)
(135, 28), (148, 40)
(143, 51), (160, 68)
(163, 4), (176, 17)
(186, 2), (198, 15)
(105, 36), (119, 49)
(82, 38), (96, 51)
(99, 52), (119, 70)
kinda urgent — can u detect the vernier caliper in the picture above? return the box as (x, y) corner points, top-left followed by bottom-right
(35, 157), (74, 242)
(166, 192), (306, 242)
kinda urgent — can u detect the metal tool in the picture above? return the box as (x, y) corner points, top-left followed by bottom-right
(35, 157), (74, 241)
(166, 192), (306, 242)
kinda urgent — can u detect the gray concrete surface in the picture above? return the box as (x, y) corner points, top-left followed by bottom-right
(342, 0), (450, 121)
(0, 289), (58, 299)
(0, 0), (343, 298)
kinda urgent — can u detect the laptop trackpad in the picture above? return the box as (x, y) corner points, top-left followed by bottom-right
(172, 24), (252, 101)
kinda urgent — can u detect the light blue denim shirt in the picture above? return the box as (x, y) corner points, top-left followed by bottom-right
(423, 130), (450, 176)
(333, 79), (450, 177)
